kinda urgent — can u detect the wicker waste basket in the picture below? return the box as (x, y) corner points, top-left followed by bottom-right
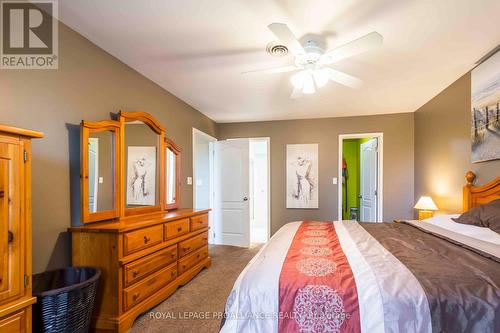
(32, 267), (101, 333)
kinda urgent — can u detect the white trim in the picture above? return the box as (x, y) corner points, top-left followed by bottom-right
(338, 133), (383, 222)
(192, 128), (217, 243)
(192, 127), (217, 142)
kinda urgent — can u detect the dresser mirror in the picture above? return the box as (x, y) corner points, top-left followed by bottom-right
(80, 111), (184, 223)
(124, 122), (160, 208)
(81, 120), (120, 223)
(120, 111), (166, 216)
(165, 138), (181, 210)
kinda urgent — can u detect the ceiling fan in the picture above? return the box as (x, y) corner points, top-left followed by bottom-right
(244, 23), (383, 98)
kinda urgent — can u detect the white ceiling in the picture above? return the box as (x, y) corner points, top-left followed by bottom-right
(58, 0), (500, 123)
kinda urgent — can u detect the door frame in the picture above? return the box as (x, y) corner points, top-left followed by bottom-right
(212, 137), (271, 245)
(192, 128), (217, 242)
(249, 137), (271, 243)
(337, 133), (383, 222)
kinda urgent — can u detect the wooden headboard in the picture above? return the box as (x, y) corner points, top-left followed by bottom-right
(463, 171), (500, 211)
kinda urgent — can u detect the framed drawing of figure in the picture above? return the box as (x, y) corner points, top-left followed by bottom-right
(286, 144), (319, 209)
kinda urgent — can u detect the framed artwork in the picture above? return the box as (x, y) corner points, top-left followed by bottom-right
(471, 49), (500, 163)
(286, 144), (319, 209)
(127, 146), (156, 205)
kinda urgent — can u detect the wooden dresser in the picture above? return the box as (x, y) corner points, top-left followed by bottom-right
(0, 125), (43, 333)
(69, 111), (211, 332)
(69, 209), (210, 332)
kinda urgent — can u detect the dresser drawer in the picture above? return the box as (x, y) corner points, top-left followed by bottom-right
(178, 231), (208, 257)
(123, 262), (177, 311)
(0, 309), (26, 333)
(190, 213), (209, 231)
(124, 245), (177, 287)
(164, 218), (190, 240)
(123, 225), (163, 256)
(178, 246), (208, 275)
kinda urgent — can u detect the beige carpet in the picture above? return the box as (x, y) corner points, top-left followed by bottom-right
(131, 244), (261, 333)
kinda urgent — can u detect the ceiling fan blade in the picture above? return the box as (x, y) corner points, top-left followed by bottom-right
(290, 86), (302, 99)
(327, 68), (363, 88)
(268, 23), (305, 56)
(321, 32), (383, 65)
(241, 65), (298, 74)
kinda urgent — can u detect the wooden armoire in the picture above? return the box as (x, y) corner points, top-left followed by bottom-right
(0, 125), (43, 333)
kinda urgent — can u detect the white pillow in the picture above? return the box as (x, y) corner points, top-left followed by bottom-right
(421, 214), (500, 245)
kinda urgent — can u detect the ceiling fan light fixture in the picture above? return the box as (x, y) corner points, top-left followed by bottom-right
(302, 72), (316, 94)
(291, 71), (305, 89)
(313, 68), (330, 88)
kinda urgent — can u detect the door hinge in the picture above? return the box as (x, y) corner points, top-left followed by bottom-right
(24, 275), (29, 288)
(213, 231), (216, 238)
(23, 150), (28, 163)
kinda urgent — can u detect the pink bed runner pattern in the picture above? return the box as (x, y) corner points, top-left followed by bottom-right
(278, 221), (361, 333)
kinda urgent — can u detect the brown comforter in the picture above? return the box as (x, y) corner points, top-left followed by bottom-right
(361, 222), (500, 333)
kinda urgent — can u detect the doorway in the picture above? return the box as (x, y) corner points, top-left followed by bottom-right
(213, 138), (270, 247)
(338, 133), (383, 222)
(192, 128), (217, 242)
(249, 138), (269, 243)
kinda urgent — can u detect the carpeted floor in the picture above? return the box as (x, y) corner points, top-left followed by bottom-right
(131, 244), (261, 333)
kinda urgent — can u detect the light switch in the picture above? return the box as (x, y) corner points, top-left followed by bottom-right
(187, 177), (193, 185)
(332, 177), (338, 185)
(98, 177), (104, 184)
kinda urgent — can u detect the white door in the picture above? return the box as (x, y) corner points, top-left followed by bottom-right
(214, 139), (250, 247)
(360, 138), (378, 222)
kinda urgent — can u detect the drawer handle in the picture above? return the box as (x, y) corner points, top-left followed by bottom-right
(132, 293), (140, 301)
(132, 270), (140, 278)
(197, 254), (200, 258)
(177, 227), (183, 232)
(185, 246), (191, 251)
(198, 221), (203, 224)
(7, 231), (13, 244)
(171, 253), (175, 258)
(171, 271), (175, 277)
(144, 236), (151, 243)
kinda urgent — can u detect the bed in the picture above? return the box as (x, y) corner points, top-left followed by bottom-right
(220, 171), (500, 333)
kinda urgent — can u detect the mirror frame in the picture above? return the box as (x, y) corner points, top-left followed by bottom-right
(81, 120), (121, 223)
(165, 138), (182, 210)
(119, 111), (166, 217)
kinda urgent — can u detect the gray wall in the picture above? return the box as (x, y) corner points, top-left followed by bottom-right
(415, 73), (500, 214)
(0, 22), (216, 273)
(3, 14), (493, 275)
(218, 113), (415, 234)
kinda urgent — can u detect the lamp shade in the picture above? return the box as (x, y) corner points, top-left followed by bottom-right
(414, 196), (438, 211)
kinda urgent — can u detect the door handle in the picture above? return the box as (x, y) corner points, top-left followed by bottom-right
(358, 195), (362, 199)
(243, 197), (249, 201)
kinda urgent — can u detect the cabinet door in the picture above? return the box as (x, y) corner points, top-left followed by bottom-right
(0, 141), (23, 303)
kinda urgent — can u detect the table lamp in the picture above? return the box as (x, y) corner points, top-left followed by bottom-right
(414, 196), (438, 220)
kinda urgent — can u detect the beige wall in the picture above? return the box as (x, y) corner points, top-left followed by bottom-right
(218, 113), (415, 234)
(415, 73), (500, 214)
(0, 23), (216, 273)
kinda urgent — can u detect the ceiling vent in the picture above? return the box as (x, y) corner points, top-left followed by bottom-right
(266, 42), (288, 57)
